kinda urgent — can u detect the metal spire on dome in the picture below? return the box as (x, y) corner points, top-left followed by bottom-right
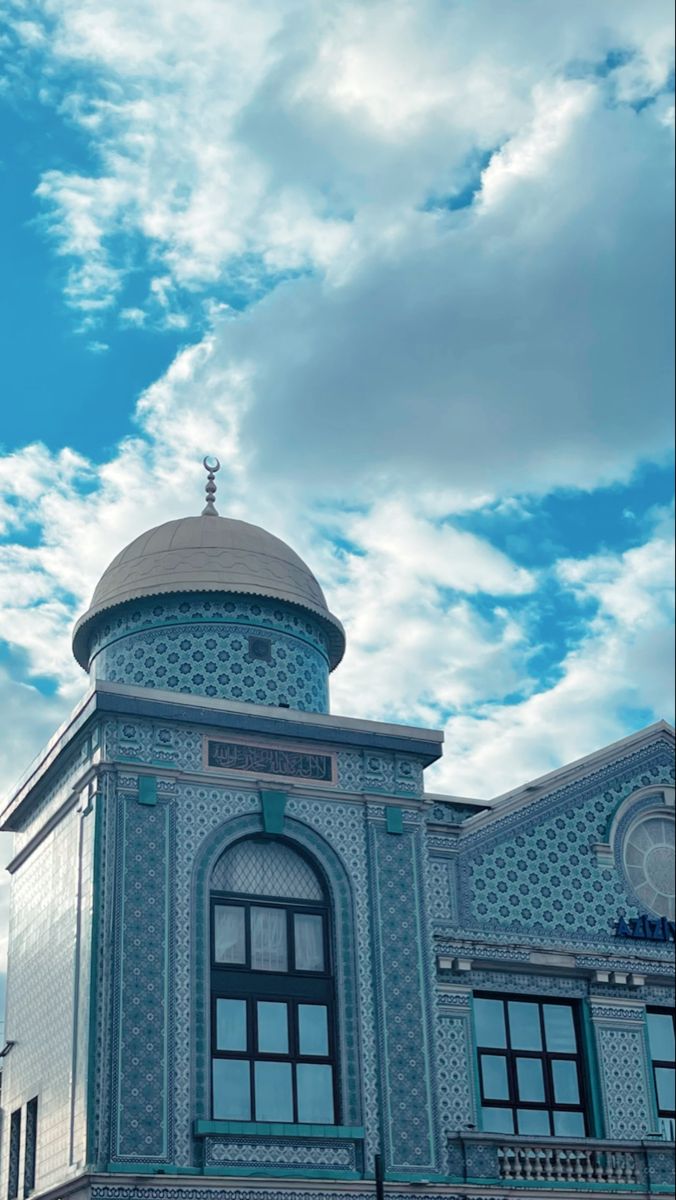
(201, 456), (221, 516)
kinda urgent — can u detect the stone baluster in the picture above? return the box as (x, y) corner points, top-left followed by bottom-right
(523, 1148), (534, 1180)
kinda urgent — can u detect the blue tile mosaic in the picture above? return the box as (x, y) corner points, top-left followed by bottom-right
(89, 593), (330, 713)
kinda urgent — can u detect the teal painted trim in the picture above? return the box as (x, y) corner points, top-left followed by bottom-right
(105, 1164), (200, 1175)
(385, 806), (403, 834)
(86, 790), (103, 1167)
(410, 832), (439, 1167)
(116, 753), (143, 763)
(468, 998), (484, 1131)
(641, 1008), (662, 1132)
(261, 790), (286, 833)
(138, 775), (158, 806)
(385, 1172), (446, 1183)
(194, 1119), (364, 1139)
(203, 1167), (361, 1180)
(581, 998), (606, 1138)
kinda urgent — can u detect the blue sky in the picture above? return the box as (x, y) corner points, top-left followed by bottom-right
(0, 0), (674, 990)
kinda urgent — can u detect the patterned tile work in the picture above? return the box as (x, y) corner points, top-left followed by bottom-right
(459, 743), (675, 937)
(188, 805), (368, 1165)
(595, 1025), (654, 1139)
(284, 797), (378, 1159)
(428, 858), (456, 922)
(89, 593), (330, 713)
(436, 1010), (476, 1147)
(0, 804), (92, 1191)
(427, 801), (484, 824)
(98, 775), (373, 1169)
(368, 821), (439, 1173)
(204, 1136), (358, 1169)
(90, 1188), (487, 1200)
(112, 798), (173, 1162)
(103, 715), (426, 799)
(89, 772), (124, 1169)
(71, 798), (96, 1168)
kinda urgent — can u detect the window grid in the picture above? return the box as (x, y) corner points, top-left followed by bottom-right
(647, 1007), (675, 1141)
(210, 880), (338, 1126)
(474, 994), (587, 1138)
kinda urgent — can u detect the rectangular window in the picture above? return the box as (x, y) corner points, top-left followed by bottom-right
(211, 993), (335, 1125)
(210, 895), (335, 1125)
(7, 1109), (21, 1200)
(24, 1099), (38, 1198)
(647, 1008), (675, 1141)
(213, 905), (246, 964)
(474, 994), (587, 1137)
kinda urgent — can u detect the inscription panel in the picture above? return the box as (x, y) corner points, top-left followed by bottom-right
(206, 737), (335, 783)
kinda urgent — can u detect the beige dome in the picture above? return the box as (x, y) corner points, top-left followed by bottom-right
(72, 515), (345, 670)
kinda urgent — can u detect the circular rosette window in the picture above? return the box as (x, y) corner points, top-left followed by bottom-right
(622, 812), (675, 920)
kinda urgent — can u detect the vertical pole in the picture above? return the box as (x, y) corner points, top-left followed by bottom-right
(375, 1153), (385, 1200)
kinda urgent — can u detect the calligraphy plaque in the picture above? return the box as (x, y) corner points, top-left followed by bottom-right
(206, 737), (334, 783)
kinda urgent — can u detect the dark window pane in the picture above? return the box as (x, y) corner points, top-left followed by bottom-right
(655, 1067), (675, 1113)
(216, 998), (247, 1051)
(251, 907), (287, 971)
(213, 1058), (250, 1119)
(517, 1108), (551, 1135)
(294, 913), (324, 971)
(552, 1059), (580, 1104)
(297, 1063), (335, 1123)
(543, 1004), (577, 1053)
(257, 1001), (288, 1054)
(516, 1057), (545, 1102)
(647, 1013), (675, 1063)
(480, 1054), (509, 1100)
(214, 905), (245, 964)
(553, 1109), (585, 1136)
(475, 998), (507, 1048)
(481, 1106), (514, 1133)
(254, 1061), (293, 1121)
(299, 1004), (329, 1056)
(508, 1001), (542, 1050)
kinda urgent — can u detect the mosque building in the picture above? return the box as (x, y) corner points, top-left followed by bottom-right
(0, 461), (674, 1200)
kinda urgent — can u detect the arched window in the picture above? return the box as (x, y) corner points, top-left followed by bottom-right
(209, 836), (337, 1126)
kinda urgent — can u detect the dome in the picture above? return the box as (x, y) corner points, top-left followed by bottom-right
(72, 514), (345, 671)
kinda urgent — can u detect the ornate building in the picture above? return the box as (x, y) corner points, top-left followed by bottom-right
(1, 465), (674, 1200)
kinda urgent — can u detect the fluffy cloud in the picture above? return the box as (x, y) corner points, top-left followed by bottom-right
(432, 515), (675, 796)
(0, 0), (673, 806)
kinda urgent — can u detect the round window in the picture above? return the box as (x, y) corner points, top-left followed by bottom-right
(623, 813), (675, 920)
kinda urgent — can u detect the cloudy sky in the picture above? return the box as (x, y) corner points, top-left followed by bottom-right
(0, 0), (674, 1001)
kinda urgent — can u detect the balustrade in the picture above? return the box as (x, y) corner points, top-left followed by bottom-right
(497, 1143), (639, 1185)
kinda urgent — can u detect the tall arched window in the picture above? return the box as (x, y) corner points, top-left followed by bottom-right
(210, 836), (337, 1126)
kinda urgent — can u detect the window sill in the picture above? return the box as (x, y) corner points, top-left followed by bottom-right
(194, 1119), (363, 1139)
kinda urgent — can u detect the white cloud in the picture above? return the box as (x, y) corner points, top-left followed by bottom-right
(7, 0), (672, 310)
(0, 0), (672, 799)
(430, 520), (675, 796)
